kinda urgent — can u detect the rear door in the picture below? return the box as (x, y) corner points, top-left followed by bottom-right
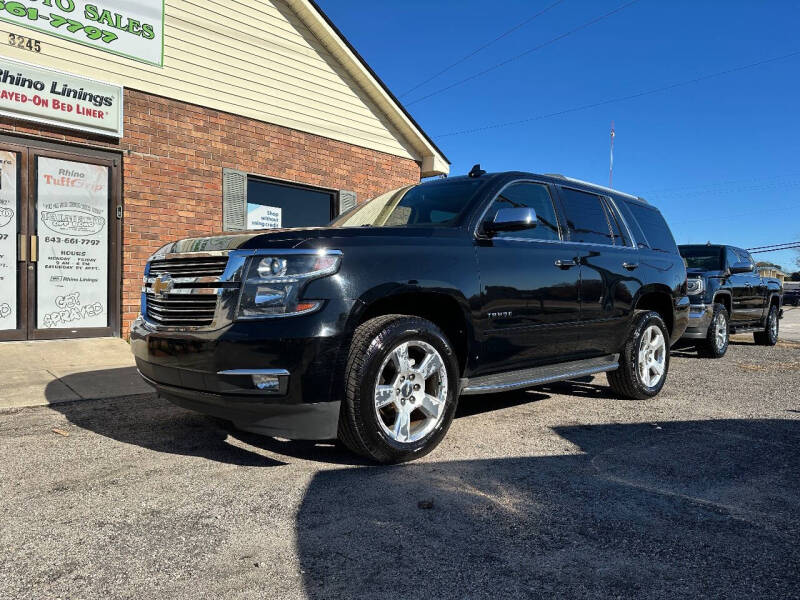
(474, 180), (581, 375)
(555, 187), (641, 356)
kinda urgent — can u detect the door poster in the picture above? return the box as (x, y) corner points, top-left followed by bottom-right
(0, 151), (17, 331)
(37, 157), (109, 329)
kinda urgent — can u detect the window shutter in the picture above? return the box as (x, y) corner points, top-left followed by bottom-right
(338, 190), (356, 215)
(222, 168), (247, 231)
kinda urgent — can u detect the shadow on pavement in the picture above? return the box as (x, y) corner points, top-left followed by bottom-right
(295, 418), (800, 599)
(47, 367), (564, 465)
(47, 367), (286, 467)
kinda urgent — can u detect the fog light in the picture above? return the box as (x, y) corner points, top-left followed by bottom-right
(252, 374), (280, 392)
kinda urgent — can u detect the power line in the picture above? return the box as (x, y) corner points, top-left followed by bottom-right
(405, 0), (641, 107)
(747, 241), (800, 251)
(648, 179), (800, 200)
(641, 172), (800, 195)
(434, 48), (800, 138)
(668, 203), (800, 226)
(750, 245), (800, 254)
(399, 0), (566, 98)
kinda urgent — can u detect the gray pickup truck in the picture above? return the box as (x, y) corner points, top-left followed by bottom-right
(679, 244), (783, 358)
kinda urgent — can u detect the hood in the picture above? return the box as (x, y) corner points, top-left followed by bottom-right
(157, 225), (463, 255)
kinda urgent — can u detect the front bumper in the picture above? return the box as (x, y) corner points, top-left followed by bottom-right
(131, 301), (352, 439)
(681, 302), (713, 339)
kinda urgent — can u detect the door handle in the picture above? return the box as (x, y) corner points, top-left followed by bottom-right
(554, 259), (577, 269)
(18, 234), (27, 261)
(622, 262), (639, 271)
(30, 235), (38, 262)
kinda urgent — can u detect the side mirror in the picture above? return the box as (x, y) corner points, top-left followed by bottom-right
(484, 207), (537, 235)
(730, 261), (752, 274)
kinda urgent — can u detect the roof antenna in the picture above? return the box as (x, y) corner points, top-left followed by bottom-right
(468, 164), (486, 178)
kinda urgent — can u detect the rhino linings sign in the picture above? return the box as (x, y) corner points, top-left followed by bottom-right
(0, 56), (123, 136)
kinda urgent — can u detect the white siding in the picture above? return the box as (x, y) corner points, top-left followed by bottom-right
(0, 0), (418, 160)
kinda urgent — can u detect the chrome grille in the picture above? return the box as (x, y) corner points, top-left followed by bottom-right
(144, 253), (232, 328)
(145, 293), (218, 327)
(149, 256), (228, 278)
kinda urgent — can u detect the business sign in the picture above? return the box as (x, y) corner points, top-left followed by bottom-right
(247, 204), (282, 229)
(0, 56), (122, 136)
(0, 151), (17, 331)
(37, 157), (108, 330)
(0, 0), (164, 66)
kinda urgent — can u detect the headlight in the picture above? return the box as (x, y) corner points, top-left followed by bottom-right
(237, 251), (341, 319)
(686, 277), (704, 295)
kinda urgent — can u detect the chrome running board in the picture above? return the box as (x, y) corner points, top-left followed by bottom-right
(461, 354), (619, 395)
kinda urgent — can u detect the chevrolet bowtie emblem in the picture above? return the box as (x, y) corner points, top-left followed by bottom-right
(152, 273), (174, 297)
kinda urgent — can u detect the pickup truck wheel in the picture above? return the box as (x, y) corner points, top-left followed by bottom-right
(608, 310), (670, 400)
(753, 304), (779, 346)
(338, 315), (459, 463)
(695, 303), (729, 358)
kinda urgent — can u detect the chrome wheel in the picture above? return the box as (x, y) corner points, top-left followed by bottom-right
(715, 313), (728, 350)
(374, 340), (449, 444)
(637, 325), (666, 388)
(769, 310), (778, 338)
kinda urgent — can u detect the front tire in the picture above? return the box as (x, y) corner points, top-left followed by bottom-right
(337, 315), (460, 463)
(695, 303), (729, 358)
(753, 304), (779, 346)
(608, 310), (670, 400)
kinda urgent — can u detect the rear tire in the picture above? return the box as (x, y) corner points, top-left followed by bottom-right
(695, 303), (729, 358)
(753, 304), (779, 346)
(608, 310), (670, 400)
(337, 315), (460, 464)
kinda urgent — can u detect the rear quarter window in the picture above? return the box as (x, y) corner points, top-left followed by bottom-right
(623, 201), (678, 254)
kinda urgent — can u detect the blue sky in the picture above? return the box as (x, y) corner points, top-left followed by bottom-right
(319, 0), (800, 273)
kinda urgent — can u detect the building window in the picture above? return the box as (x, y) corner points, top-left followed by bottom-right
(246, 177), (336, 230)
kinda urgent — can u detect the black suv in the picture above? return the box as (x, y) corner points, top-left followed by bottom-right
(679, 244), (783, 357)
(132, 171), (689, 463)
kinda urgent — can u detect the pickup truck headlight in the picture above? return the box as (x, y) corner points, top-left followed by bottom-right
(237, 251), (341, 319)
(686, 277), (705, 295)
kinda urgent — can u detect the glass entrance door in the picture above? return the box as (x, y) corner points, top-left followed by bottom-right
(0, 143), (27, 342)
(0, 137), (120, 341)
(34, 155), (111, 336)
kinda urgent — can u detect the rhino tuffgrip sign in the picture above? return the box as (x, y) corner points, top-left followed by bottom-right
(37, 156), (109, 330)
(0, 0), (164, 66)
(0, 56), (122, 136)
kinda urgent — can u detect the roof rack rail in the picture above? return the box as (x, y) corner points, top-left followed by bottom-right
(543, 173), (641, 201)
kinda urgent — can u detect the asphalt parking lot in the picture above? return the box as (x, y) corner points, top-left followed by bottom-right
(2, 313), (799, 599)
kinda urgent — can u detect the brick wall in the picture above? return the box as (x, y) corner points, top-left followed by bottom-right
(0, 89), (422, 338)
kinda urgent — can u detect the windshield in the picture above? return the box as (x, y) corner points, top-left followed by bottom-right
(330, 179), (485, 228)
(679, 245), (724, 270)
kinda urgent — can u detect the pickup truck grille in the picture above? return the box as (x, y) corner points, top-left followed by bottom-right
(144, 254), (231, 328)
(145, 293), (219, 327)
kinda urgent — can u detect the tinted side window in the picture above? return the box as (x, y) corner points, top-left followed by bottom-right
(725, 247), (739, 269)
(733, 248), (755, 270)
(624, 202), (678, 253)
(559, 188), (614, 245)
(483, 182), (560, 241)
(605, 199), (631, 246)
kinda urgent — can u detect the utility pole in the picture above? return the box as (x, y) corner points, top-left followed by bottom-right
(609, 120), (615, 188)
